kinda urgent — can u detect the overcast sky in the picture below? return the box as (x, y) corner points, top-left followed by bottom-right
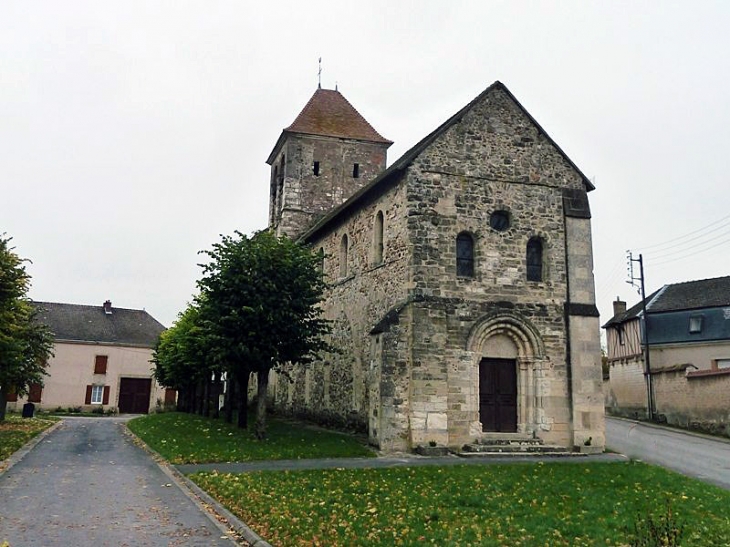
(2, 1), (729, 329)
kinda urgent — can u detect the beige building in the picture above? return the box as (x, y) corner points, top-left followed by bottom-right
(265, 82), (604, 452)
(7, 300), (168, 414)
(604, 276), (730, 436)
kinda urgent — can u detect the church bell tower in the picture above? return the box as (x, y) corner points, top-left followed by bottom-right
(266, 88), (392, 239)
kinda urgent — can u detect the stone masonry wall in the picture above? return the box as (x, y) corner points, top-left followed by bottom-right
(270, 134), (388, 239)
(270, 176), (413, 449)
(402, 86), (602, 449)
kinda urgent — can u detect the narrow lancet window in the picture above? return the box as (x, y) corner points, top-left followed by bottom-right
(526, 237), (543, 282)
(374, 211), (384, 264)
(456, 232), (475, 278)
(340, 234), (349, 278)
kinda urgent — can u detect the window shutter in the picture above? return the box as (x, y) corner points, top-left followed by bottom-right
(94, 355), (108, 374)
(7, 390), (18, 402)
(28, 383), (43, 403)
(85, 385), (93, 405)
(102, 386), (110, 405)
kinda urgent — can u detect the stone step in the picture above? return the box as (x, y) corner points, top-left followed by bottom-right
(461, 442), (566, 454)
(456, 448), (582, 458)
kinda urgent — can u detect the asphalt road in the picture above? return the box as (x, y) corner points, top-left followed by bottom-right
(0, 417), (237, 546)
(606, 416), (730, 490)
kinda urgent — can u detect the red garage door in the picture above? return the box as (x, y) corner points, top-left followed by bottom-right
(118, 378), (152, 414)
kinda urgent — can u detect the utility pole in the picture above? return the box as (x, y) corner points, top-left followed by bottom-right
(627, 251), (655, 421)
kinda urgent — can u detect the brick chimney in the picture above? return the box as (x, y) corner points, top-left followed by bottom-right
(103, 300), (112, 315)
(612, 297), (626, 317)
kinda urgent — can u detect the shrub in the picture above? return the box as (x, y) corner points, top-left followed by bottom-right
(630, 500), (684, 547)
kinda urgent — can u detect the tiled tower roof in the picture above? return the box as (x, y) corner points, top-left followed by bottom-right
(285, 88), (392, 144)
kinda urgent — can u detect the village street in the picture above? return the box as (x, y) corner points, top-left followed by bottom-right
(606, 416), (730, 490)
(0, 417), (236, 546)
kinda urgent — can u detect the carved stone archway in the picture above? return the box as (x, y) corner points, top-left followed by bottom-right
(466, 311), (546, 436)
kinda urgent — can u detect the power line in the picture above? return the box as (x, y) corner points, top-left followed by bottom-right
(634, 213), (730, 253)
(649, 235), (730, 267)
(644, 222), (730, 261)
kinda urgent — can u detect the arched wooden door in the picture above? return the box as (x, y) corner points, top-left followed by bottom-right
(479, 358), (517, 432)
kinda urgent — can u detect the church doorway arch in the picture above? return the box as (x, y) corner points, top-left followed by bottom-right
(467, 312), (545, 435)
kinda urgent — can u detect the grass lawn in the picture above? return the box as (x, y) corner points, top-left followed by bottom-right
(0, 415), (58, 461)
(127, 411), (374, 464)
(193, 461), (730, 546)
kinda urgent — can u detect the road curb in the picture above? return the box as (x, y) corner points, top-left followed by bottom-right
(0, 418), (63, 476)
(123, 423), (272, 547)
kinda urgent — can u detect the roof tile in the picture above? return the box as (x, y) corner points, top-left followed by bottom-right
(285, 88), (392, 144)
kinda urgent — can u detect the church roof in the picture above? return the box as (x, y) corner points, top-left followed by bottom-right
(31, 301), (165, 347)
(302, 81), (595, 242)
(267, 88), (391, 164)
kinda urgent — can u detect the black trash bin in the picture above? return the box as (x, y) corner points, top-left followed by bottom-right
(22, 402), (35, 418)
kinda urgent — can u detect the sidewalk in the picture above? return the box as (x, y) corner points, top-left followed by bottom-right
(176, 451), (626, 475)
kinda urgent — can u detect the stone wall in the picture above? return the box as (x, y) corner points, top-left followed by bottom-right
(400, 87), (603, 449)
(270, 134), (388, 239)
(269, 176), (413, 448)
(267, 84), (604, 452)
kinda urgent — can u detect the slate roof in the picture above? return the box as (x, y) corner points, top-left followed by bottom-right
(31, 301), (165, 347)
(302, 81), (594, 243)
(602, 276), (730, 328)
(267, 88), (392, 164)
(648, 276), (730, 312)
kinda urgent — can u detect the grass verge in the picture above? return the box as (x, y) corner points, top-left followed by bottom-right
(128, 411), (374, 464)
(0, 415), (58, 461)
(192, 461), (730, 546)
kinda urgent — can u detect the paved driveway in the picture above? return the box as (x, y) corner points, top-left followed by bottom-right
(606, 416), (730, 490)
(0, 417), (237, 546)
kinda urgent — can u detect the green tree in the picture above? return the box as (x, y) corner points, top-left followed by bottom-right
(0, 236), (54, 421)
(198, 229), (331, 439)
(153, 300), (224, 417)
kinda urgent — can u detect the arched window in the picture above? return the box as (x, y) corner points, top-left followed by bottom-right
(526, 237), (543, 282)
(373, 211), (384, 265)
(339, 234), (349, 278)
(318, 247), (325, 274)
(456, 232), (475, 278)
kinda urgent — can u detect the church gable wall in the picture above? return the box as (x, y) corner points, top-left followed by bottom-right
(399, 87), (597, 449)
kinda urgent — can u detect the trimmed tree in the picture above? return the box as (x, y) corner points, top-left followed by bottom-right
(0, 236), (54, 421)
(197, 229), (331, 439)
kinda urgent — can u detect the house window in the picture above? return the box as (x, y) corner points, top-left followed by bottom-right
(313, 161), (320, 176)
(94, 355), (108, 374)
(353, 163), (360, 178)
(456, 232), (475, 278)
(689, 315), (703, 334)
(339, 234), (349, 277)
(717, 359), (730, 370)
(617, 327), (625, 346)
(373, 211), (384, 265)
(91, 385), (104, 404)
(86, 384), (110, 405)
(526, 237), (543, 282)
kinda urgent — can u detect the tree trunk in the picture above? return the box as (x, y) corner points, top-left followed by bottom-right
(237, 372), (250, 429)
(224, 373), (235, 424)
(255, 368), (270, 440)
(0, 386), (7, 422)
(203, 377), (210, 417)
(212, 372), (221, 419)
(196, 380), (204, 415)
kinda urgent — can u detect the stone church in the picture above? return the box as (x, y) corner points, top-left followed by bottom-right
(265, 81), (604, 453)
